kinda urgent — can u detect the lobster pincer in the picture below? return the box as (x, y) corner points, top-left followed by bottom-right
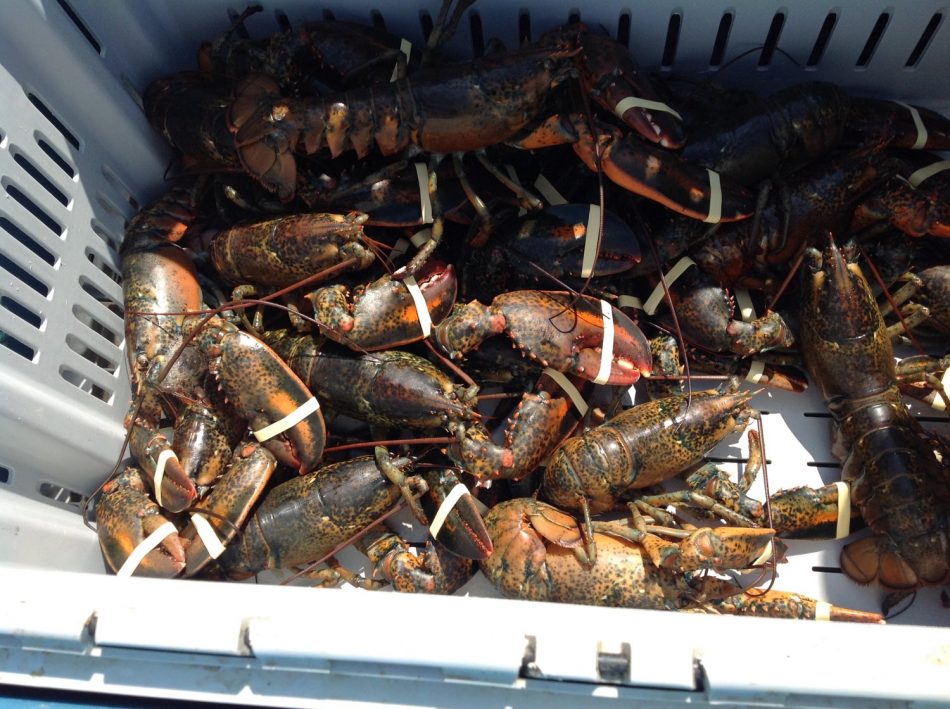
(434, 290), (652, 387)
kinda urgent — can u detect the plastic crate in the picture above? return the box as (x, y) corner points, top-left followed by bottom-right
(1, 0), (949, 705)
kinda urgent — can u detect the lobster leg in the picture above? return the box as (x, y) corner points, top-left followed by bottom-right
(696, 578), (883, 622)
(356, 531), (477, 594)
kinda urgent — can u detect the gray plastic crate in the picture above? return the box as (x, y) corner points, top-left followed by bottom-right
(1, 1), (949, 706)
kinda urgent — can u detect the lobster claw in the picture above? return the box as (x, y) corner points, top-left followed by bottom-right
(96, 468), (186, 578)
(421, 469), (493, 560)
(127, 418), (197, 513)
(199, 322), (326, 474)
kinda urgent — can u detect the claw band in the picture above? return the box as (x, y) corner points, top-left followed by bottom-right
(734, 288), (756, 322)
(815, 601), (832, 621)
(391, 237), (411, 258)
(618, 294), (643, 310)
(751, 539), (774, 567)
(389, 38), (413, 82)
(543, 367), (589, 416)
(908, 159), (950, 188)
(897, 102), (928, 149)
(415, 162), (434, 224)
(580, 204), (603, 278)
(116, 521), (177, 578)
(428, 483), (470, 540)
(834, 481), (851, 540)
(593, 299), (615, 385)
(152, 448), (178, 509)
(533, 173), (567, 205)
(930, 367), (950, 411)
(190, 512), (227, 560)
(643, 256), (695, 315)
(253, 397), (320, 443)
(704, 169), (723, 224)
(410, 227), (432, 248)
(745, 359), (766, 384)
(403, 276), (432, 337)
(613, 96), (683, 122)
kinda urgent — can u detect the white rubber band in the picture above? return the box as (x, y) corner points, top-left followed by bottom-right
(391, 237), (411, 259)
(617, 294), (643, 310)
(533, 173), (567, 206)
(403, 276), (432, 337)
(253, 396), (320, 443)
(834, 481), (851, 540)
(734, 288), (756, 322)
(897, 102), (928, 149)
(613, 96), (683, 122)
(543, 367), (589, 416)
(815, 600), (832, 621)
(745, 359), (766, 384)
(643, 256), (696, 315)
(415, 162), (433, 224)
(428, 483), (470, 540)
(908, 159), (950, 188)
(410, 228), (432, 248)
(931, 367), (950, 411)
(704, 169), (723, 224)
(751, 539), (774, 567)
(580, 204), (602, 278)
(152, 449), (177, 509)
(190, 513), (227, 560)
(115, 521), (177, 578)
(389, 38), (413, 82)
(593, 299), (615, 385)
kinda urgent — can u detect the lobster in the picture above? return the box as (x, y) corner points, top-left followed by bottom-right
(223, 25), (752, 222)
(799, 241), (950, 611)
(480, 498), (882, 621)
(121, 178), (328, 514)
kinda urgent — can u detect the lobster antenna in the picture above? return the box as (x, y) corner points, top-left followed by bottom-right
(742, 413), (780, 596)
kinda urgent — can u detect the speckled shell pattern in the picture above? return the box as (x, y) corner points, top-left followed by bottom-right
(800, 246), (950, 589)
(542, 389), (752, 515)
(217, 455), (410, 574)
(481, 499), (691, 610)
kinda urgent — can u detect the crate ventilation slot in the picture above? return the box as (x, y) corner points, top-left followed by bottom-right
(38, 480), (88, 509)
(66, 333), (119, 376)
(856, 13), (890, 68)
(4, 180), (64, 237)
(807, 12), (838, 67)
(85, 248), (122, 286)
(0, 329), (36, 362)
(0, 216), (57, 266)
(101, 164), (139, 213)
(709, 12), (734, 67)
(60, 364), (113, 403)
(34, 131), (76, 178)
(0, 253), (50, 297)
(12, 150), (70, 208)
(72, 302), (121, 346)
(79, 276), (123, 318)
(90, 219), (121, 254)
(0, 464), (10, 485)
(661, 12), (681, 69)
(906, 12), (943, 67)
(27, 92), (80, 150)
(55, 0), (102, 56)
(1, 294), (42, 330)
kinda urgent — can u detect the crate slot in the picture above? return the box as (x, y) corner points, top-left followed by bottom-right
(0, 464), (10, 484)
(806, 12), (838, 67)
(757, 10), (786, 67)
(94, 191), (130, 231)
(90, 218), (121, 253)
(616, 11), (630, 48)
(26, 92), (80, 151)
(0, 328), (37, 361)
(322, 8), (336, 22)
(85, 247), (121, 286)
(54, 0), (103, 56)
(65, 332), (119, 375)
(709, 11), (734, 67)
(3, 180), (64, 237)
(370, 9), (386, 30)
(37, 480), (88, 510)
(420, 8), (434, 42)
(661, 12), (681, 69)
(0, 253), (51, 297)
(33, 131), (76, 179)
(518, 10), (532, 46)
(101, 164), (139, 212)
(59, 363), (113, 404)
(71, 302), (121, 346)
(906, 12), (943, 68)
(11, 149), (70, 208)
(856, 12), (890, 68)
(0, 215), (58, 266)
(0, 294), (43, 329)
(79, 277), (123, 321)
(469, 11), (485, 57)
